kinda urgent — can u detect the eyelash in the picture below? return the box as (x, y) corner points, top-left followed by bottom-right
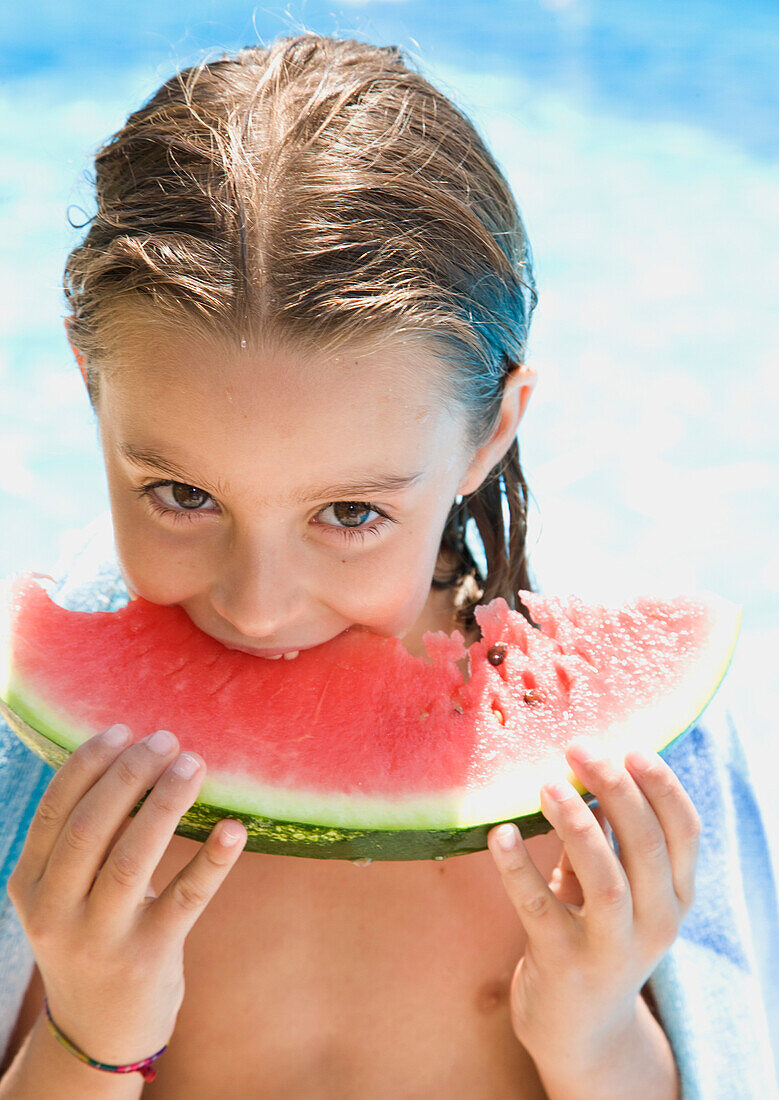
(133, 480), (393, 545)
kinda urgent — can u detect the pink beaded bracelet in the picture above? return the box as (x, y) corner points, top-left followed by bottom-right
(44, 997), (168, 1083)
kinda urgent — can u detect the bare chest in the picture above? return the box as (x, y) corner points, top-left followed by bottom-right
(143, 833), (562, 1099)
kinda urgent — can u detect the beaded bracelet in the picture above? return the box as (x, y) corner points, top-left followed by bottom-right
(43, 997), (168, 1083)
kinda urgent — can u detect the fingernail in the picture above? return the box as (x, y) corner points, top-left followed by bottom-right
(102, 724), (131, 747)
(568, 739), (598, 764)
(172, 752), (199, 779)
(544, 779), (576, 802)
(146, 729), (176, 755)
(495, 823), (518, 851)
(219, 822), (243, 846)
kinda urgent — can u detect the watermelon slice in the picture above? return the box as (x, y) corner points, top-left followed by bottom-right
(0, 574), (740, 861)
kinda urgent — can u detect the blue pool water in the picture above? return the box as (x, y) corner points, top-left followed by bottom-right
(1, 1), (777, 840)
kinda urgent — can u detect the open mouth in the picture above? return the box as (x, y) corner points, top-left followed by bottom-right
(218, 627), (357, 659)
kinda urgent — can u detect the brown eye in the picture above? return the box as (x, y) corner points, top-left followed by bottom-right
(170, 483), (211, 509)
(330, 502), (374, 528)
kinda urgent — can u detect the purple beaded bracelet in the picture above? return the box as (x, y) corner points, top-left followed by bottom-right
(43, 997), (168, 1083)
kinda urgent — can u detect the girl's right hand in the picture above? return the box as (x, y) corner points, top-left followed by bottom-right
(6, 723), (247, 1067)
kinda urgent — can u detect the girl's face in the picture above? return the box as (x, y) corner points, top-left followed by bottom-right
(78, 326), (532, 658)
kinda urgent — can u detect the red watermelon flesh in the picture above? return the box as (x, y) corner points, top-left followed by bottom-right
(0, 574), (740, 849)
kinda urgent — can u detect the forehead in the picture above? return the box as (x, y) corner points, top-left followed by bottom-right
(98, 328), (470, 492)
(103, 327), (450, 417)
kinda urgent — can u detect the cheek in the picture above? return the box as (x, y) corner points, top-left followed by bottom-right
(354, 578), (426, 633)
(334, 534), (439, 637)
(105, 469), (222, 605)
(109, 504), (208, 607)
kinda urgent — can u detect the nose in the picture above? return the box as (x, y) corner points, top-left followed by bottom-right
(208, 534), (306, 641)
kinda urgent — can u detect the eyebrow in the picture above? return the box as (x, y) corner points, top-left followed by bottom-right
(119, 444), (425, 502)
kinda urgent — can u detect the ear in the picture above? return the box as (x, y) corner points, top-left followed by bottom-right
(457, 363), (537, 497)
(64, 316), (89, 390)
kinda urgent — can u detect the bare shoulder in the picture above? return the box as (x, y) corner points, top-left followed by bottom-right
(0, 964), (45, 1076)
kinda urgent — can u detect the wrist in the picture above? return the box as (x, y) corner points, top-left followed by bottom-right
(518, 991), (638, 1072)
(41, 989), (171, 1072)
(0, 1012), (145, 1100)
(43, 998), (167, 1085)
(529, 995), (680, 1100)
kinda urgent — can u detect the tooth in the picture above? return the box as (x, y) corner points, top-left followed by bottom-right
(283, 650), (300, 660)
(266, 654), (284, 660)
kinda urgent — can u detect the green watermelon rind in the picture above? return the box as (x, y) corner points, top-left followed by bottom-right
(0, 590), (741, 860)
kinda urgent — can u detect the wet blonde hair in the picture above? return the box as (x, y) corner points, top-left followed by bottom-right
(63, 34), (539, 636)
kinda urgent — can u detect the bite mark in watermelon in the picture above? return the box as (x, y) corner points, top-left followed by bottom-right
(0, 575), (740, 860)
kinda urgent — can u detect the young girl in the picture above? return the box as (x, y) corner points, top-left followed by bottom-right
(1, 35), (776, 1100)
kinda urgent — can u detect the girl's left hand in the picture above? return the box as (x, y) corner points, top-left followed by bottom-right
(487, 741), (701, 1070)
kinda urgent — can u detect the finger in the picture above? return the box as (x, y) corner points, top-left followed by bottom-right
(538, 777), (632, 940)
(488, 823), (575, 951)
(565, 742), (680, 930)
(549, 805), (611, 908)
(143, 819), (247, 941)
(548, 848), (583, 908)
(624, 749), (701, 914)
(88, 750), (207, 920)
(7, 724), (133, 896)
(40, 730), (181, 907)
(591, 804), (614, 847)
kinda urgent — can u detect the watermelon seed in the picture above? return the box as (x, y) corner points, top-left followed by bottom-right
(487, 643), (507, 666)
(523, 688), (545, 706)
(452, 702), (464, 715)
(492, 704), (506, 725)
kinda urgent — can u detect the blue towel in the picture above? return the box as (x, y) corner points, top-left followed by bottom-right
(1, 513), (777, 1097)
